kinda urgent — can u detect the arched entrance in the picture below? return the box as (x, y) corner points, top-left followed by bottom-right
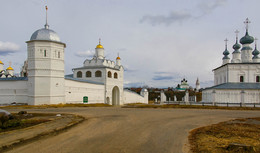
(112, 86), (120, 105)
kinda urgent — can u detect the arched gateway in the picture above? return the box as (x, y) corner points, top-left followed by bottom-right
(112, 86), (120, 105)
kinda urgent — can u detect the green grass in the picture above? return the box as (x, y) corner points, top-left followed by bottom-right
(122, 103), (260, 110)
(1, 103), (112, 109)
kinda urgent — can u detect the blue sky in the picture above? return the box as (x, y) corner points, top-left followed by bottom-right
(0, 0), (260, 88)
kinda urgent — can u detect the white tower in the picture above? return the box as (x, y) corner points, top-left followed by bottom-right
(231, 30), (241, 63)
(140, 88), (149, 104)
(6, 63), (14, 77)
(0, 60), (3, 72)
(95, 39), (104, 59)
(240, 18), (254, 63)
(27, 6), (66, 105)
(116, 53), (121, 66)
(196, 78), (200, 92)
(222, 38), (230, 65)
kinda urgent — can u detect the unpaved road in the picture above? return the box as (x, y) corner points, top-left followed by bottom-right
(4, 107), (260, 153)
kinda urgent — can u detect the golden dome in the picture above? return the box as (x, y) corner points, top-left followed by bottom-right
(96, 44), (104, 49)
(96, 38), (104, 49)
(116, 56), (121, 60)
(0, 60), (3, 64)
(6, 66), (14, 70)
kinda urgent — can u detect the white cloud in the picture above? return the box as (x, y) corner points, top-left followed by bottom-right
(0, 41), (20, 56)
(75, 50), (95, 58)
(198, 0), (227, 15)
(140, 11), (192, 26)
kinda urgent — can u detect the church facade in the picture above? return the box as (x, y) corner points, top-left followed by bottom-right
(202, 19), (260, 104)
(0, 8), (148, 105)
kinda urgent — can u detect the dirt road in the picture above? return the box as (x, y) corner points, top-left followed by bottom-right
(4, 107), (260, 153)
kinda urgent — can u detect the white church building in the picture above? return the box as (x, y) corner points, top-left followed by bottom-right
(202, 18), (260, 104)
(0, 7), (148, 105)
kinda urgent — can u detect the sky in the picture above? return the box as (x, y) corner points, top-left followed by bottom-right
(0, 0), (260, 88)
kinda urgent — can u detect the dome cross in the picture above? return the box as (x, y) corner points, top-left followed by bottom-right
(244, 18), (251, 32)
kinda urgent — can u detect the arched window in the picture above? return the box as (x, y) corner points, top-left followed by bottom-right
(58, 52), (60, 58)
(240, 76), (244, 82)
(114, 72), (118, 79)
(44, 50), (47, 57)
(108, 71), (112, 78)
(95, 71), (102, 77)
(77, 71), (82, 78)
(256, 76), (260, 82)
(86, 71), (91, 77)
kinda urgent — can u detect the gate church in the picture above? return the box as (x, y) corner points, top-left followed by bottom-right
(0, 7), (148, 105)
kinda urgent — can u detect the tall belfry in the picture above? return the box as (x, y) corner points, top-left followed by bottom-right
(26, 6), (66, 105)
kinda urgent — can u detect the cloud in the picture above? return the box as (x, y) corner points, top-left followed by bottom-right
(75, 50), (95, 58)
(140, 0), (227, 26)
(200, 80), (214, 88)
(198, 0), (227, 16)
(124, 81), (144, 88)
(140, 11), (192, 26)
(152, 71), (180, 81)
(124, 65), (138, 72)
(0, 41), (20, 56)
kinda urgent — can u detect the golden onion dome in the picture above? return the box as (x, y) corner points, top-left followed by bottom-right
(96, 38), (104, 49)
(116, 56), (121, 60)
(0, 60), (3, 64)
(6, 66), (14, 70)
(96, 44), (104, 49)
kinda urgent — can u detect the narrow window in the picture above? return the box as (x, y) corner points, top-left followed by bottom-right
(114, 72), (118, 79)
(240, 76), (244, 82)
(77, 71), (82, 78)
(256, 76), (260, 82)
(58, 52), (60, 58)
(86, 71), (91, 77)
(95, 71), (102, 77)
(44, 50), (47, 57)
(108, 71), (112, 78)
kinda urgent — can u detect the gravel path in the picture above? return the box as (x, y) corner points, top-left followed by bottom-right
(3, 107), (260, 153)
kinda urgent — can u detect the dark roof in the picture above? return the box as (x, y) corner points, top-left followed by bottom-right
(65, 74), (104, 85)
(0, 77), (28, 81)
(204, 83), (260, 90)
(213, 63), (260, 71)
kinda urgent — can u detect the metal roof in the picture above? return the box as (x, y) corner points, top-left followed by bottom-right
(65, 74), (104, 85)
(204, 83), (260, 90)
(0, 77), (28, 81)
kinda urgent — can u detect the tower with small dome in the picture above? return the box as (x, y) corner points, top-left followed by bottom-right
(203, 18), (260, 104)
(26, 6), (66, 105)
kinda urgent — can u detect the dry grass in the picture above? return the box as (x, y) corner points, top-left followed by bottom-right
(189, 117), (260, 153)
(1, 103), (112, 109)
(122, 104), (260, 110)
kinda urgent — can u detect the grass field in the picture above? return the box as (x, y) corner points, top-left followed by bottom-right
(0, 103), (112, 109)
(189, 117), (260, 153)
(122, 103), (260, 110)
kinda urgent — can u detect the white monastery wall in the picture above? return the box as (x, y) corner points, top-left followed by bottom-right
(0, 81), (28, 104)
(202, 89), (260, 103)
(65, 79), (105, 104)
(123, 90), (148, 104)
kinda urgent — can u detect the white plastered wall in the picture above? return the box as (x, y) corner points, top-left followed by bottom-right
(0, 81), (28, 104)
(123, 90), (148, 104)
(65, 79), (105, 104)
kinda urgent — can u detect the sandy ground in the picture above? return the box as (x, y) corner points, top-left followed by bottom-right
(3, 107), (260, 153)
